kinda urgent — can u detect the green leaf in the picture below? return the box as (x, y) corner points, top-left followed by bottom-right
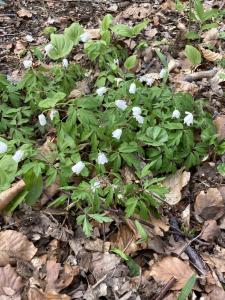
(194, 0), (204, 21)
(89, 213), (113, 223)
(184, 45), (202, 66)
(126, 257), (141, 277)
(111, 24), (133, 38)
(48, 34), (73, 60)
(43, 26), (57, 35)
(23, 169), (43, 205)
(119, 142), (139, 153)
(0, 170), (11, 191)
(135, 220), (148, 242)
(217, 163), (225, 176)
(202, 9), (218, 22)
(177, 274), (197, 300)
(5, 190), (28, 214)
(124, 55), (137, 70)
(132, 20), (148, 36)
(141, 126), (168, 147)
(39, 91), (66, 108)
(111, 248), (129, 261)
(83, 215), (93, 237)
(0, 155), (18, 191)
(64, 22), (83, 45)
(125, 197), (138, 217)
(101, 14), (113, 31)
(185, 31), (201, 40)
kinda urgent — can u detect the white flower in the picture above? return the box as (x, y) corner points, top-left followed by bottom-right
(114, 77), (123, 87)
(112, 129), (122, 140)
(129, 82), (136, 94)
(0, 141), (7, 154)
(172, 109), (181, 119)
(23, 59), (32, 69)
(117, 194), (123, 200)
(71, 161), (85, 174)
(49, 109), (57, 121)
(139, 75), (154, 86)
(114, 58), (119, 65)
(38, 113), (47, 126)
(132, 106), (142, 117)
(91, 181), (101, 192)
(12, 150), (24, 163)
(134, 114), (144, 124)
(96, 87), (107, 96)
(97, 152), (108, 165)
(62, 58), (69, 68)
(115, 99), (127, 111)
(25, 34), (34, 42)
(160, 68), (167, 78)
(80, 32), (90, 43)
(184, 112), (194, 126)
(44, 43), (53, 54)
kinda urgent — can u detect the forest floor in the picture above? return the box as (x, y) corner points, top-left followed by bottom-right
(0, 0), (225, 299)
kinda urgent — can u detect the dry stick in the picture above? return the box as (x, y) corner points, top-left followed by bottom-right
(155, 276), (177, 300)
(184, 69), (217, 82)
(170, 216), (208, 276)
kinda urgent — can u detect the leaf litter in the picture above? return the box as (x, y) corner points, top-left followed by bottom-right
(1, 0), (225, 299)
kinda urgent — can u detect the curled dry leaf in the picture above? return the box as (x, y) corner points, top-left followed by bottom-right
(0, 230), (37, 267)
(40, 179), (60, 206)
(0, 264), (23, 297)
(168, 59), (180, 73)
(68, 79), (90, 99)
(149, 256), (195, 290)
(14, 41), (26, 55)
(0, 180), (25, 212)
(17, 8), (32, 18)
(194, 188), (225, 221)
(176, 81), (198, 95)
(86, 28), (100, 39)
(181, 204), (190, 229)
(213, 115), (225, 141)
(200, 47), (223, 62)
(118, 3), (151, 20)
(163, 168), (190, 205)
(202, 247), (225, 273)
(201, 220), (219, 242)
(202, 28), (219, 43)
(28, 288), (71, 300)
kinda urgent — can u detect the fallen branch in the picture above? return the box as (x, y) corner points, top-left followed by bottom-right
(184, 69), (217, 82)
(170, 216), (208, 276)
(0, 180), (25, 212)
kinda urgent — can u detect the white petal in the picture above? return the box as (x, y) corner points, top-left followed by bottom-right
(12, 150), (24, 163)
(23, 60), (32, 69)
(62, 58), (69, 68)
(129, 83), (136, 94)
(0, 141), (7, 154)
(172, 109), (181, 119)
(71, 161), (85, 174)
(44, 43), (53, 54)
(97, 152), (108, 165)
(91, 181), (101, 192)
(115, 100), (127, 111)
(96, 87), (107, 96)
(160, 68), (167, 78)
(80, 32), (90, 43)
(49, 109), (57, 121)
(25, 34), (34, 42)
(112, 129), (122, 140)
(38, 113), (47, 126)
(134, 114), (144, 124)
(132, 107), (142, 116)
(184, 112), (193, 126)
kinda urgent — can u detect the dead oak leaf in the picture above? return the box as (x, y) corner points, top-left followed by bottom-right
(0, 180), (25, 212)
(194, 188), (225, 221)
(201, 220), (219, 242)
(149, 257), (195, 290)
(0, 264), (23, 297)
(200, 47), (223, 62)
(163, 168), (190, 205)
(17, 8), (32, 18)
(213, 115), (225, 141)
(0, 230), (37, 267)
(28, 288), (71, 300)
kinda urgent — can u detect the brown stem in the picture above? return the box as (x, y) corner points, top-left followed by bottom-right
(155, 276), (177, 300)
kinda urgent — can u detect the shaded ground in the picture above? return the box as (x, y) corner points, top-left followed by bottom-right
(0, 0), (225, 299)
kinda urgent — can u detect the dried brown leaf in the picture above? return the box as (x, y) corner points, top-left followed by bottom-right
(17, 8), (32, 18)
(201, 220), (219, 241)
(0, 230), (37, 266)
(120, 4), (151, 20)
(68, 80), (90, 99)
(202, 28), (219, 43)
(213, 115), (225, 141)
(145, 28), (158, 39)
(163, 169), (190, 205)
(0, 265), (23, 297)
(40, 179), (60, 206)
(201, 47), (223, 62)
(0, 180), (25, 212)
(86, 29), (100, 39)
(14, 41), (26, 55)
(149, 257), (195, 290)
(194, 188), (225, 220)
(28, 288), (71, 300)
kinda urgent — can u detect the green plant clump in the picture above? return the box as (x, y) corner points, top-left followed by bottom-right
(0, 14), (221, 236)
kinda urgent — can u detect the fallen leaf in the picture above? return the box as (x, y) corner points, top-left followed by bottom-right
(168, 59), (180, 73)
(68, 80), (90, 99)
(201, 47), (223, 62)
(149, 257), (195, 290)
(194, 188), (225, 221)
(40, 179), (60, 206)
(0, 264), (23, 297)
(213, 115), (225, 141)
(181, 204), (190, 229)
(176, 81), (198, 95)
(86, 28), (100, 39)
(145, 27), (158, 39)
(84, 238), (110, 252)
(150, 212), (169, 236)
(163, 169), (190, 205)
(90, 252), (121, 280)
(0, 180), (26, 211)
(14, 40), (26, 55)
(119, 3), (151, 20)
(17, 8), (32, 18)
(202, 28), (219, 43)
(0, 230), (37, 266)
(202, 248), (225, 273)
(28, 288), (71, 300)
(201, 220), (219, 242)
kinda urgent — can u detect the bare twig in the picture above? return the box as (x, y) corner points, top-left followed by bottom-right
(184, 69), (217, 82)
(155, 276), (177, 300)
